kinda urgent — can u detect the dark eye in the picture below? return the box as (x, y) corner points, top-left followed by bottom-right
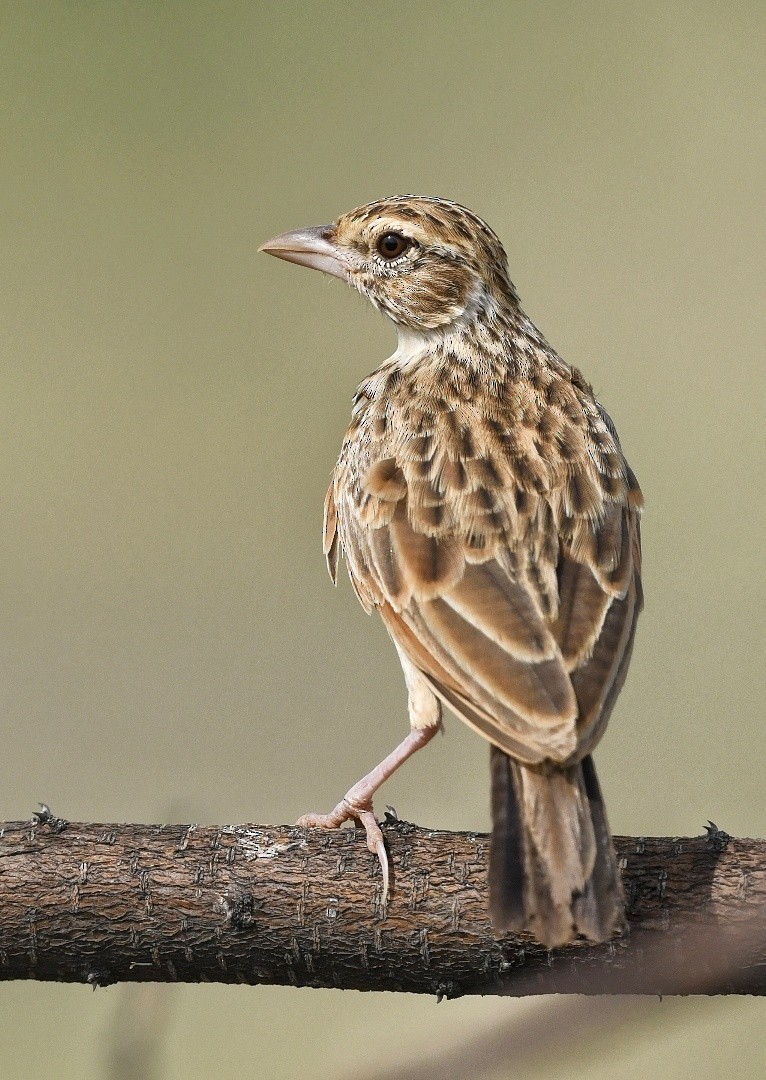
(377, 232), (410, 260)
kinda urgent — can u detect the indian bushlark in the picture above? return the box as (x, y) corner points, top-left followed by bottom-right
(260, 196), (643, 947)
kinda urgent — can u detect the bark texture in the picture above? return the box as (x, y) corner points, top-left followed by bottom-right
(0, 814), (764, 996)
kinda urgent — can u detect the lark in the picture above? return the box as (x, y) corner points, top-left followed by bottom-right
(260, 196), (643, 948)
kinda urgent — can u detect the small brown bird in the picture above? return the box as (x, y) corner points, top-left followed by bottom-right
(260, 196), (643, 947)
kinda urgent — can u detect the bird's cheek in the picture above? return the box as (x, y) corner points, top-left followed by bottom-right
(406, 273), (473, 329)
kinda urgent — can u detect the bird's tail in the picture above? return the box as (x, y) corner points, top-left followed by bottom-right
(488, 746), (625, 948)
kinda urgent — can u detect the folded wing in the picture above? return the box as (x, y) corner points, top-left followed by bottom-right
(326, 388), (643, 766)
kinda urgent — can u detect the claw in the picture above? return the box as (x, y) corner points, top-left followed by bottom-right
(375, 838), (389, 902)
(356, 808), (389, 902)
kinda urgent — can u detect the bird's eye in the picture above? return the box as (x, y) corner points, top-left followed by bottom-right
(376, 232), (410, 260)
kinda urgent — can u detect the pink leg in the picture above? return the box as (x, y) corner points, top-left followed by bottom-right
(296, 725), (440, 901)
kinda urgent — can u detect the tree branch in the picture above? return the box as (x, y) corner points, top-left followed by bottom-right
(1, 814), (764, 996)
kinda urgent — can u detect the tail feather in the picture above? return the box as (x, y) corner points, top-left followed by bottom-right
(573, 754), (626, 942)
(488, 747), (625, 948)
(488, 748), (525, 929)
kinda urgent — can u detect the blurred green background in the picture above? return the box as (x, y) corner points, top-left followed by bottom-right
(1, 2), (764, 1077)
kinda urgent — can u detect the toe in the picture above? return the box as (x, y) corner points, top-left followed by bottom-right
(357, 809), (389, 901)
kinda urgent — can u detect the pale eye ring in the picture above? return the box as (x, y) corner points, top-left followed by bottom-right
(376, 232), (410, 260)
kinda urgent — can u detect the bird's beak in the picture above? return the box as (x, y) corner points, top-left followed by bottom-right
(258, 226), (348, 282)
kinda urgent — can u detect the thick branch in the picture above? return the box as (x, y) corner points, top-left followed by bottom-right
(1, 815), (764, 996)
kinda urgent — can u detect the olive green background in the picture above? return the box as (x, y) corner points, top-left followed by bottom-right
(1, 2), (764, 1077)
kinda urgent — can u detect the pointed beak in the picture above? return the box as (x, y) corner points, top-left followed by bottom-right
(258, 225), (348, 282)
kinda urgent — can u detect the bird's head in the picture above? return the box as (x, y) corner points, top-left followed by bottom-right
(260, 196), (519, 332)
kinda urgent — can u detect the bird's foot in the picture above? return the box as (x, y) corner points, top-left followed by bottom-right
(294, 728), (439, 905)
(296, 796), (389, 901)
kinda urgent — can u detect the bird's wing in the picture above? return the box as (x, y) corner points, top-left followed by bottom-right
(331, 381), (643, 766)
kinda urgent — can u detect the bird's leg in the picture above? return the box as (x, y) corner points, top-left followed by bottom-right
(296, 724), (440, 901)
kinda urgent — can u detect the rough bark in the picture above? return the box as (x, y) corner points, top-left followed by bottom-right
(0, 813), (764, 996)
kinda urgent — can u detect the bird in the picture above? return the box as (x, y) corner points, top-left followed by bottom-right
(260, 196), (643, 948)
